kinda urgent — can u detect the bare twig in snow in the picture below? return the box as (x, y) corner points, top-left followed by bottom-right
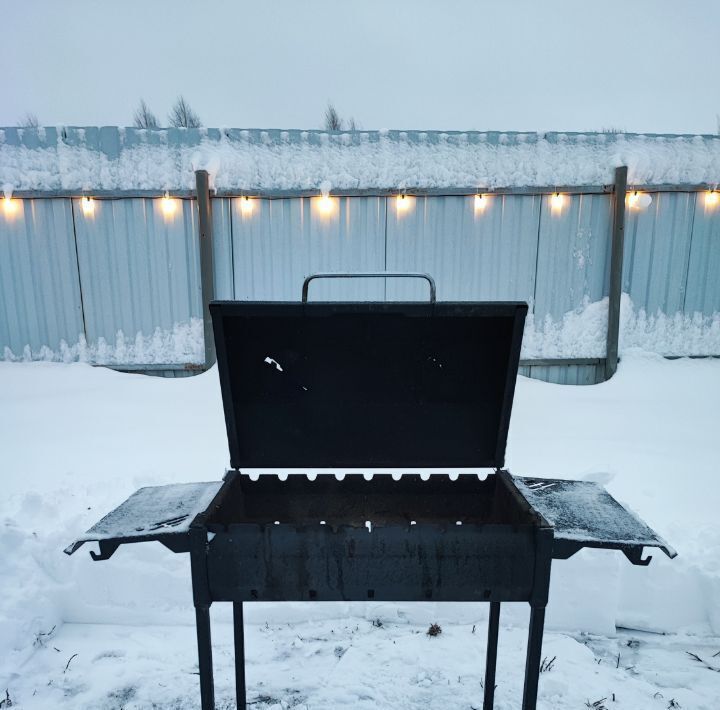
(63, 653), (78, 673)
(34, 625), (56, 647)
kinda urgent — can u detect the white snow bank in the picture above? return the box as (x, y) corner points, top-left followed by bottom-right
(2, 127), (719, 192)
(508, 353), (720, 636)
(4, 297), (718, 365)
(523, 294), (720, 359)
(2, 318), (204, 365)
(522, 297), (611, 359)
(0, 364), (228, 681)
(1, 353), (719, 688)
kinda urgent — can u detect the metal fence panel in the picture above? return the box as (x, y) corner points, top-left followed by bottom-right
(683, 198), (720, 315)
(3, 186), (719, 375)
(230, 197), (386, 301)
(534, 194), (612, 320)
(622, 192), (696, 314)
(73, 197), (201, 345)
(0, 198), (84, 355)
(385, 195), (541, 301)
(528, 364), (603, 386)
(211, 197), (234, 299)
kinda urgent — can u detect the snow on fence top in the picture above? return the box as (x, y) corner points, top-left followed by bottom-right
(2, 127), (720, 194)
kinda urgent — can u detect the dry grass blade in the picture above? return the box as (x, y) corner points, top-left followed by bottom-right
(540, 655), (556, 672)
(686, 651), (720, 672)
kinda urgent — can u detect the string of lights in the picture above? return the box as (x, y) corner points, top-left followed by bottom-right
(2, 188), (718, 221)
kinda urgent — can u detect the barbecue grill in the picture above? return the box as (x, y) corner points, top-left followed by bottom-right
(66, 272), (676, 710)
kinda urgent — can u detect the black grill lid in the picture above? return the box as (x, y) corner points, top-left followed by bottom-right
(210, 301), (527, 470)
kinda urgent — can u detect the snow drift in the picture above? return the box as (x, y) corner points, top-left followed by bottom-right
(4, 296), (720, 365)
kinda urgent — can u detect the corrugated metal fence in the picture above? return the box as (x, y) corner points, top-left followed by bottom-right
(2, 186), (719, 384)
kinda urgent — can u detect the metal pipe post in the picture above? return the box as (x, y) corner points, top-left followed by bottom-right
(483, 601), (501, 709)
(521, 605), (546, 710)
(195, 605), (216, 710)
(233, 602), (247, 710)
(605, 165), (628, 380)
(195, 169), (216, 367)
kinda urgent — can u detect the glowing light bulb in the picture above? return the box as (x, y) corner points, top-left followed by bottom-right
(3, 196), (19, 217)
(396, 194), (411, 212)
(317, 194), (335, 215)
(474, 194), (488, 212)
(162, 191), (177, 218)
(706, 190), (719, 208)
(81, 196), (95, 216)
(240, 196), (254, 215)
(626, 191), (652, 210)
(550, 193), (565, 212)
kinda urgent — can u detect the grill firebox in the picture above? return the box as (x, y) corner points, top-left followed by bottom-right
(203, 471), (547, 604)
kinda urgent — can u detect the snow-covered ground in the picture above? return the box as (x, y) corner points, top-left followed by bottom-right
(1, 353), (719, 708)
(6, 620), (720, 709)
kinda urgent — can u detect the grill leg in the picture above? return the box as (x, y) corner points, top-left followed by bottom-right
(483, 601), (501, 710)
(195, 605), (215, 710)
(521, 605), (546, 710)
(234, 602), (247, 710)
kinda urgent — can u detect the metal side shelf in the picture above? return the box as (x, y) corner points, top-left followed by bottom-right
(512, 476), (677, 565)
(64, 481), (223, 560)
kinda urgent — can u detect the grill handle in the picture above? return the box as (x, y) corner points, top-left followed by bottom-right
(302, 272), (436, 303)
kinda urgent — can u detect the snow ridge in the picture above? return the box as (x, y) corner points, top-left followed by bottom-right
(2, 318), (204, 365)
(2, 127), (720, 192)
(3, 298), (719, 365)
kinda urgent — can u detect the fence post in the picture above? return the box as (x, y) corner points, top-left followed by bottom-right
(195, 170), (216, 367)
(605, 165), (627, 380)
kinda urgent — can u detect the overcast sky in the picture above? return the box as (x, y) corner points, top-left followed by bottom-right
(3, 0), (719, 134)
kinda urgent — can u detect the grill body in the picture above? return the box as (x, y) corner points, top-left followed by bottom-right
(200, 471), (550, 605)
(65, 287), (676, 710)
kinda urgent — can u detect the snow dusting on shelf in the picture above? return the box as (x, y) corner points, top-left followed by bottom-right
(1, 126), (720, 192)
(69, 481), (222, 547)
